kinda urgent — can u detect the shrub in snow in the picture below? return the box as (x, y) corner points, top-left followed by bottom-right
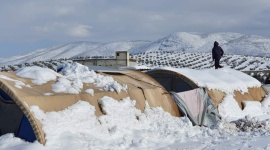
(230, 116), (269, 132)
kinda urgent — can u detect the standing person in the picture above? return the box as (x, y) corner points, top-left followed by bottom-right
(212, 41), (224, 69)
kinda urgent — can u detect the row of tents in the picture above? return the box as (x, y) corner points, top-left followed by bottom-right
(0, 67), (268, 144)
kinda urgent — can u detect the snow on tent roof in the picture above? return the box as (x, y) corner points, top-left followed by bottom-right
(146, 67), (266, 108)
(119, 65), (151, 71)
(151, 67), (261, 94)
(0, 64), (179, 144)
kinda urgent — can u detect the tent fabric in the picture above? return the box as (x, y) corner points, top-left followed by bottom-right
(0, 70), (180, 144)
(0, 97), (24, 136)
(16, 116), (37, 142)
(207, 88), (266, 109)
(0, 88), (36, 142)
(171, 88), (221, 127)
(0, 89), (13, 101)
(0, 82), (38, 142)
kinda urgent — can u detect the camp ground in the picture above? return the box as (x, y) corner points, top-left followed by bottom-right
(1, 63), (270, 148)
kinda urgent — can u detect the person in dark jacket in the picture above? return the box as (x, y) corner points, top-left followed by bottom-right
(212, 41), (224, 69)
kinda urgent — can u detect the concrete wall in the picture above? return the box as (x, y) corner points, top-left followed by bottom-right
(74, 51), (136, 68)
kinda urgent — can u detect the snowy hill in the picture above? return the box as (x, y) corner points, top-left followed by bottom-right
(144, 32), (270, 56)
(1, 32), (270, 67)
(0, 41), (149, 67)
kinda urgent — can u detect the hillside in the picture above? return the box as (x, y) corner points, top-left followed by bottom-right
(133, 51), (270, 70)
(1, 32), (270, 67)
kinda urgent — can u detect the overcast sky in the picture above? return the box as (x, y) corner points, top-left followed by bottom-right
(1, 0), (270, 58)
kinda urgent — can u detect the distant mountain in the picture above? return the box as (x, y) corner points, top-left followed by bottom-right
(143, 32), (270, 56)
(1, 32), (270, 67)
(0, 41), (150, 67)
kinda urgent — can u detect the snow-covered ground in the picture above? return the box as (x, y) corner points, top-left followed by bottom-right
(2, 98), (270, 150)
(1, 63), (270, 149)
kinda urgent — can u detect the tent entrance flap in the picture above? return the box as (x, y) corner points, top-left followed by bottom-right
(0, 99), (24, 135)
(170, 88), (221, 127)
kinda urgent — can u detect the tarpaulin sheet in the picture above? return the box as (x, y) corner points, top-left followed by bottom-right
(171, 88), (221, 127)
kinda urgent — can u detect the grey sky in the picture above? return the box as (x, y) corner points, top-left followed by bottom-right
(1, 0), (270, 58)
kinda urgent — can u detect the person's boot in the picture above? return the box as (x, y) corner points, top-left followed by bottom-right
(219, 65), (223, 68)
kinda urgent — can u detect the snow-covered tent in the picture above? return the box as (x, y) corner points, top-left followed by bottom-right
(147, 67), (266, 108)
(0, 65), (179, 144)
(146, 67), (266, 126)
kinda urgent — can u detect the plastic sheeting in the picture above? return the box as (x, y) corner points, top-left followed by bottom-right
(262, 84), (270, 95)
(171, 88), (221, 127)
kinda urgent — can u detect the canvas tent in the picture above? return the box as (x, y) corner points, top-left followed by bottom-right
(0, 69), (179, 144)
(146, 67), (266, 126)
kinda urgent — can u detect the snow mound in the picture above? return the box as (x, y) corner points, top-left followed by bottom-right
(16, 66), (61, 85)
(28, 97), (209, 149)
(52, 62), (127, 94)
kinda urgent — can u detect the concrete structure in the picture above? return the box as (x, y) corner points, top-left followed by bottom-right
(74, 51), (137, 68)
